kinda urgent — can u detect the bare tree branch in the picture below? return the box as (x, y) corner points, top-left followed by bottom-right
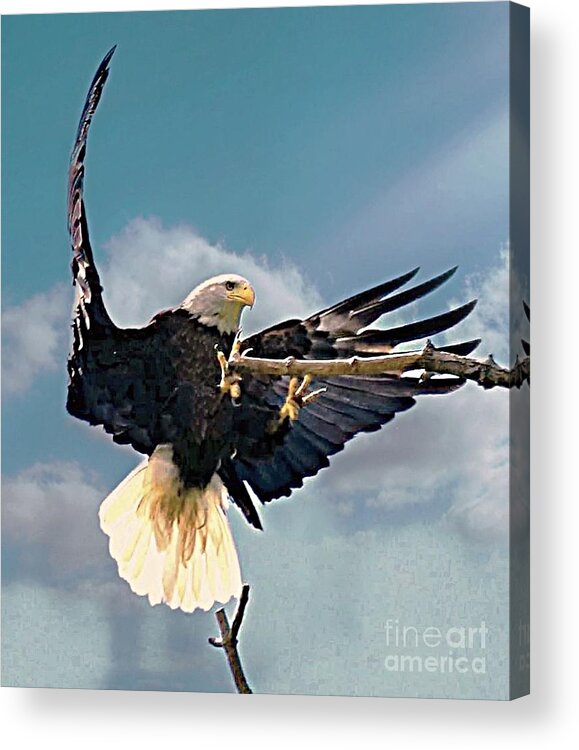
(208, 585), (253, 694)
(230, 340), (529, 390)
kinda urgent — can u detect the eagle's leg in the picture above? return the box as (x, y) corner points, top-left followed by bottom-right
(217, 340), (242, 401)
(278, 375), (326, 423)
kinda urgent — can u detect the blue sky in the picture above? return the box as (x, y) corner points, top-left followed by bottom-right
(1, 3), (526, 698)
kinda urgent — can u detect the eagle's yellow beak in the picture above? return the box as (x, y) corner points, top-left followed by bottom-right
(229, 284), (255, 308)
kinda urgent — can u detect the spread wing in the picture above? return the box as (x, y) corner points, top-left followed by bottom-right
(65, 47), (189, 456)
(66, 46), (152, 451)
(229, 267), (479, 504)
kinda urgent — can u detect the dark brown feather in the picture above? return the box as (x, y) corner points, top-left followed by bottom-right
(234, 270), (477, 504)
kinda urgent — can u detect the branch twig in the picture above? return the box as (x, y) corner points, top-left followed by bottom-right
(231, 340), (529, 390)
(208, 584), (253, 694)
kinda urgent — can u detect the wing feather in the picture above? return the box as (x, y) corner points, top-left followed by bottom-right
(233, 269), (477, 504)
(68, 46), (116, 324)
(66, 51), (189, 459)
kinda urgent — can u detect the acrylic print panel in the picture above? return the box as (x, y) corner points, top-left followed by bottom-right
(1, 2), (529, 699)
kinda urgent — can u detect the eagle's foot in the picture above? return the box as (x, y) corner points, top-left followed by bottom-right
(230, 337), (242, 359)
(217, 349), (242, 401)
(278, 375), (326, 423)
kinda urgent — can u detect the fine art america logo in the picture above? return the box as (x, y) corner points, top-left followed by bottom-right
(384, 619), (488, 674)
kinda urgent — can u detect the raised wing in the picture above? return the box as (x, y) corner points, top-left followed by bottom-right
(66, 47), (172, 455)
(229, 268), (479, 504)
(68, 45), (116, 330)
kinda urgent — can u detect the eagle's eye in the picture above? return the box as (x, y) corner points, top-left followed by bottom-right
(225, 281), (235, 291)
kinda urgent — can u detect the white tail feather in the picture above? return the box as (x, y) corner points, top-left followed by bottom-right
(99, 445), (242, 613)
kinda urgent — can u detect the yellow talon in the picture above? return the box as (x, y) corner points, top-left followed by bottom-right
(294, 374), (311, 398)
(217, 347), (242, 400)
(303, 387), (327, 405)
(216, 350), (228, 371)
(278, 375), (325, 424)
(231, 338), (241, 357)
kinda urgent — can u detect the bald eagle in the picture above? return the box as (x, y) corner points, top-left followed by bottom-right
(67, 48), (478, 613)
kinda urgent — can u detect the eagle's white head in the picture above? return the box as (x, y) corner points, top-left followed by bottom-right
(180, 274), (255, 334)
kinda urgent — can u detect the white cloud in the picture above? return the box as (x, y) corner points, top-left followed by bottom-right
(2, 462), (110, 589)
(1, 218), (322, 396)
(306, 382), (510, 544)
(1, 285), (69, 395)
(100, 217), (322, 333)
(446, 242), (510, 364)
